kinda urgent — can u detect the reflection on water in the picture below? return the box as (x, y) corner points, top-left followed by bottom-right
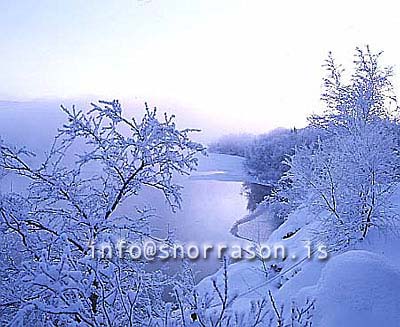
(135, 164), (281, 281)
(242, 182), (272, 211)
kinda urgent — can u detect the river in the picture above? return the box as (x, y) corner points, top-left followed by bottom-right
(0, 103), (279, 281)
(132, 153), (279, 281)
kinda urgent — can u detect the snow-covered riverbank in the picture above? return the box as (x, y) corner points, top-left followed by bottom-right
(193, 187), (400, 326)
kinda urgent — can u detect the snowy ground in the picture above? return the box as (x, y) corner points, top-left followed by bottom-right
(194, 187), (400, 326)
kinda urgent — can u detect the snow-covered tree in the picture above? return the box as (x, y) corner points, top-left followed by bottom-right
(284, 47), (400, 248)
(0, 100), (205, 326)
(244, 127), (320, 186)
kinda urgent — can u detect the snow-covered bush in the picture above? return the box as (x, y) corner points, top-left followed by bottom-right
(284, 47), (400, 249)
(0, 100), (205, 326)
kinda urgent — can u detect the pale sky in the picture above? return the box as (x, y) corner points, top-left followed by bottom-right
(1, 0), (400, 139)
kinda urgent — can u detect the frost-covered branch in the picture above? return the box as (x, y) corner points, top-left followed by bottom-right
(0, 100), (205, 326)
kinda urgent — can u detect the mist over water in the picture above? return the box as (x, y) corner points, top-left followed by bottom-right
(0, 99), (239, 145)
